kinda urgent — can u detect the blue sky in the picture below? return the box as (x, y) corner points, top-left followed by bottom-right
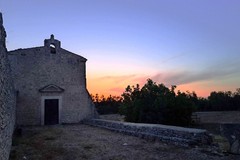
(1, 0), (240, 97)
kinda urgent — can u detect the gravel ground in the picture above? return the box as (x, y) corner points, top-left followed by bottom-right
(10, 124), (240, 160)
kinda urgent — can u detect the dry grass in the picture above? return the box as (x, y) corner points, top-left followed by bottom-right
(10, 124), (240, 160)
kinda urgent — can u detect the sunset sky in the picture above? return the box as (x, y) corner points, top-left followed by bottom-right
(1, 0), (240, 97)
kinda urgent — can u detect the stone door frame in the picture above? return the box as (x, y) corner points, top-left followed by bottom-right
(41, 96), (62, 125)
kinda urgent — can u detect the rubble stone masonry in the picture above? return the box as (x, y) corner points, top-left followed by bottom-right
(84, 119), (212, 146)
(0, 13), (16, 160)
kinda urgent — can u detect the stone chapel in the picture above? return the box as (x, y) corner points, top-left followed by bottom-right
(8, 35), (96, 125)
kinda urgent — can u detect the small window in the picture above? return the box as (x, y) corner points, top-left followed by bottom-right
(50, 43), (56, 54)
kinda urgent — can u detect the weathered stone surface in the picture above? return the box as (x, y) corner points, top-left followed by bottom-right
(199, 123), (240, 154)
(0, 12), (16, 160)
(84, 119), (213, 146)
(212, 135), (230, 153)
(231, 140), (240, 154)
(8, 35), (97, 125)
(220, 123), (240, 154)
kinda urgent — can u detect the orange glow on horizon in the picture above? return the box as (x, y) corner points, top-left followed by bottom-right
(87, 78), (209, 98)
(88, 78), (239, 98)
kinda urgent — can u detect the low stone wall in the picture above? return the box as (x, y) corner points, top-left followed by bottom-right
(220, 124), (240, 154)
(84, 119), (212, 146)
(201, 123), (240, 154)
(195, 111), (240, 123)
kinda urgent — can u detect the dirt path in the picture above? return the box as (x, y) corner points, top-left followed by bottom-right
(10, 124), (239, 160)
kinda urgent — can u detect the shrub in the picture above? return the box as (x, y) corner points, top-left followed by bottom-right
(119, 79), (196, 126)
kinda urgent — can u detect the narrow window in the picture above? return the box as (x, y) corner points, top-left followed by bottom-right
(50, 43), (56, 54)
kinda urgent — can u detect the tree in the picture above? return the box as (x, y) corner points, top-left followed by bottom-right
(208, 91), (234, 111)
(119, 79), (196, 126)
(91, 94), (123, 114)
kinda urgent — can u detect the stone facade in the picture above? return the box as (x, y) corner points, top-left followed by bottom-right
(0, 13), (16, 160)
(9, 34), (96, 125)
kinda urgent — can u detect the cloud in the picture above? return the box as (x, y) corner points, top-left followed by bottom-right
(97, 74), (136, 84)
(131, 76), (149, 85)
(152, 60), (240, 86)
(159, 53), (187, 64)
(93, 59), (240, 97)
(96, 60), (240, 87)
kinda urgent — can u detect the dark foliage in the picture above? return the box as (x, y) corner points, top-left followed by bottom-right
(119, 79), (196, 126)
(91, 79), (240, 125)
(197, 88), (240, 111)
(91, 94), (122, 115)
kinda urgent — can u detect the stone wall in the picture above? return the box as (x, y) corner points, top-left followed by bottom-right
(195, 111), (240, 123)
(8, 35), (95, 125)
(84, 119), (212, 146)
(200, 123), (240, 154)
(0, 13), (16, 160)
(220, 124), (240, 154)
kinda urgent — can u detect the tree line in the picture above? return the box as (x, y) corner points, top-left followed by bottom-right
(91, 94), (122, 115)
(198, 88), (240, 111)
(91, 79), (240, 126)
